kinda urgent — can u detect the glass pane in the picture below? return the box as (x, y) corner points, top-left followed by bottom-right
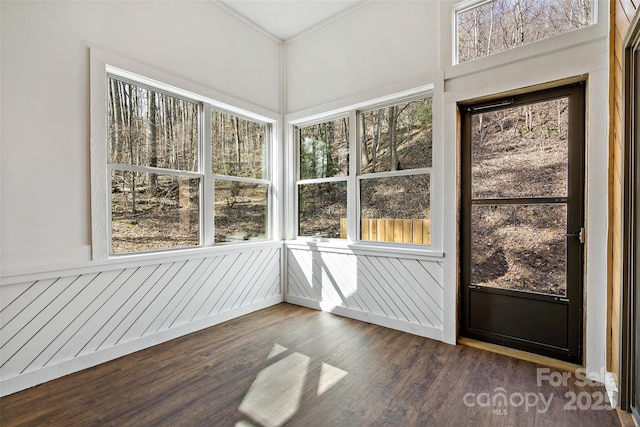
(360, 97), (432, 174)
(111, 171), (200, 254)
(214, 180), (268, 243)
(108, 77), (198, 171)
(211, 111), (267, 179)
(457, 0), (593, 64)
(471, 204), (567, 296)
(472, 98), (569, 199)
(298, 118), (349, 180)
(360, 174), (431, 244)
(298, 182), (347, 238)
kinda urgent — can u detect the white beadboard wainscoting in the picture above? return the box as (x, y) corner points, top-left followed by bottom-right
(0, 243), (283, 397)
(285, 243), (444, 341)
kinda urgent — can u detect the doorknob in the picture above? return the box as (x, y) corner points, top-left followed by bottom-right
(562, 227), (585, 244)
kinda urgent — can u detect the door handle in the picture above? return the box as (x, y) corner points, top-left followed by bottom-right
(562, 227), (585, 244)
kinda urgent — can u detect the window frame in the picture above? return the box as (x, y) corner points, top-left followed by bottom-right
(290, 87), (438, 252)
(208, 105), (273, 244)
(91, 49), (279, 260)
(294, 113), (350, 239)
(451, 0), (598, 66)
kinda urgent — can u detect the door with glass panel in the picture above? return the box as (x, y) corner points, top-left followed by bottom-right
(460, 84), (585, 363)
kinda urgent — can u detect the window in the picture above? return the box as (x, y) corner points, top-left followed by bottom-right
(359, 98), (433, 245)
(211, 111), (269, 243)
(106, 72), (272, 255)
(294, 93), (433, 246)
(296, 118), (349, 238)
(454, 0), (594, 64)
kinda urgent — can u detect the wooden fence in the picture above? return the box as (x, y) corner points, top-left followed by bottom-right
(340, 218), (431, 244)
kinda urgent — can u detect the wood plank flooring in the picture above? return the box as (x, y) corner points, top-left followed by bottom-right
(0, 303), (620, 426)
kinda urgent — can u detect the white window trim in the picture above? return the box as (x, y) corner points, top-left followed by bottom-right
(448, 0), (603, 72)
(90, 48), (281, 261)
(288, 85), (442, 255)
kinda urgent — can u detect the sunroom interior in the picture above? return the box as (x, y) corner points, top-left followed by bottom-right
(0, 0), (637, 424)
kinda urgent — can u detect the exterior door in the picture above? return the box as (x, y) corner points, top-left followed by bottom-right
(460, 83), (585, 363)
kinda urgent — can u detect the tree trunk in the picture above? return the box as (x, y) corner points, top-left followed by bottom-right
(389, 106), (399, 171)
(234, 116), (241, 176)
(149, 91), (158, 193)
(127, 84), (137, 214)
(372, 110), (382, 172)
(361, 114), (370, 169)
(487, 0), (495, 55)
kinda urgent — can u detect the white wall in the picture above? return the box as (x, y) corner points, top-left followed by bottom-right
(286, 0), (441, 115)
(0, 0), (281, 271)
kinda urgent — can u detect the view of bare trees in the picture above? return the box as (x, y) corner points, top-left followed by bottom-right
(109, 78), (200, 254)
(457, 0), (592, 63)
(297, 97), (433, 241)
(360, 98), (432, 173)
(360, 98), (432, 234)
(212, 112), (266, 179)
(298, 119), (349, 237)
(470, 98), (570, 295)
(212, 112), (268, 243)
(108, 77), (270, 253)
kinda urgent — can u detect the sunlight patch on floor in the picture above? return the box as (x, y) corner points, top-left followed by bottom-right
(317, 362), (348, 396)
(238, 343), (348, 427)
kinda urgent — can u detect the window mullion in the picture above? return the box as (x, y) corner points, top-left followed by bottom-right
(348, 110), (358, 243)
(202, 104), (215, 247)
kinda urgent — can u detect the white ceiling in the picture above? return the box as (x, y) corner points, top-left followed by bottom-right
(221, 0), (364, 40)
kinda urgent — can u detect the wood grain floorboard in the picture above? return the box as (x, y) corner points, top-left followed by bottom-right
(0, 303), (620, 426)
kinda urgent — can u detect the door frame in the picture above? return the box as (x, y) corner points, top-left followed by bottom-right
(459, 83), (586, 363)
(619, 10), (640, 417)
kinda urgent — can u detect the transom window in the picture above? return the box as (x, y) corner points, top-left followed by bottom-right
(295, 93), (433, 246)
(107, 73), (272, 255)
(454, 0), (594, 64)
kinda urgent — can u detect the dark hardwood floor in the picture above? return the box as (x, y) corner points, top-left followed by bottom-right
(0, 303), (620, 426)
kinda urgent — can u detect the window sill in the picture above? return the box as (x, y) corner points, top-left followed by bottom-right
(1, 240), (284, 285)
(285, 239), (444, 261)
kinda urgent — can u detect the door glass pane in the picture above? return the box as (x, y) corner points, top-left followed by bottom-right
(472, 98), (569, 199)
(471, 204), (567, 296)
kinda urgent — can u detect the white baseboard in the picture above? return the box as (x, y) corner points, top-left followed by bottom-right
(285, 294), (444, 342)
(604, 370), (619, 408)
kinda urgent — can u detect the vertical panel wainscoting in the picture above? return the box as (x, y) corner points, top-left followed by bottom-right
(285, 245), (444, 340)
(0, 245), (283, 396)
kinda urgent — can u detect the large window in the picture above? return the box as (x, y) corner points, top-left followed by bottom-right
(454, 0), (594, 64)
(294, 94), (433, 246)
(107, 73), (272, 255)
